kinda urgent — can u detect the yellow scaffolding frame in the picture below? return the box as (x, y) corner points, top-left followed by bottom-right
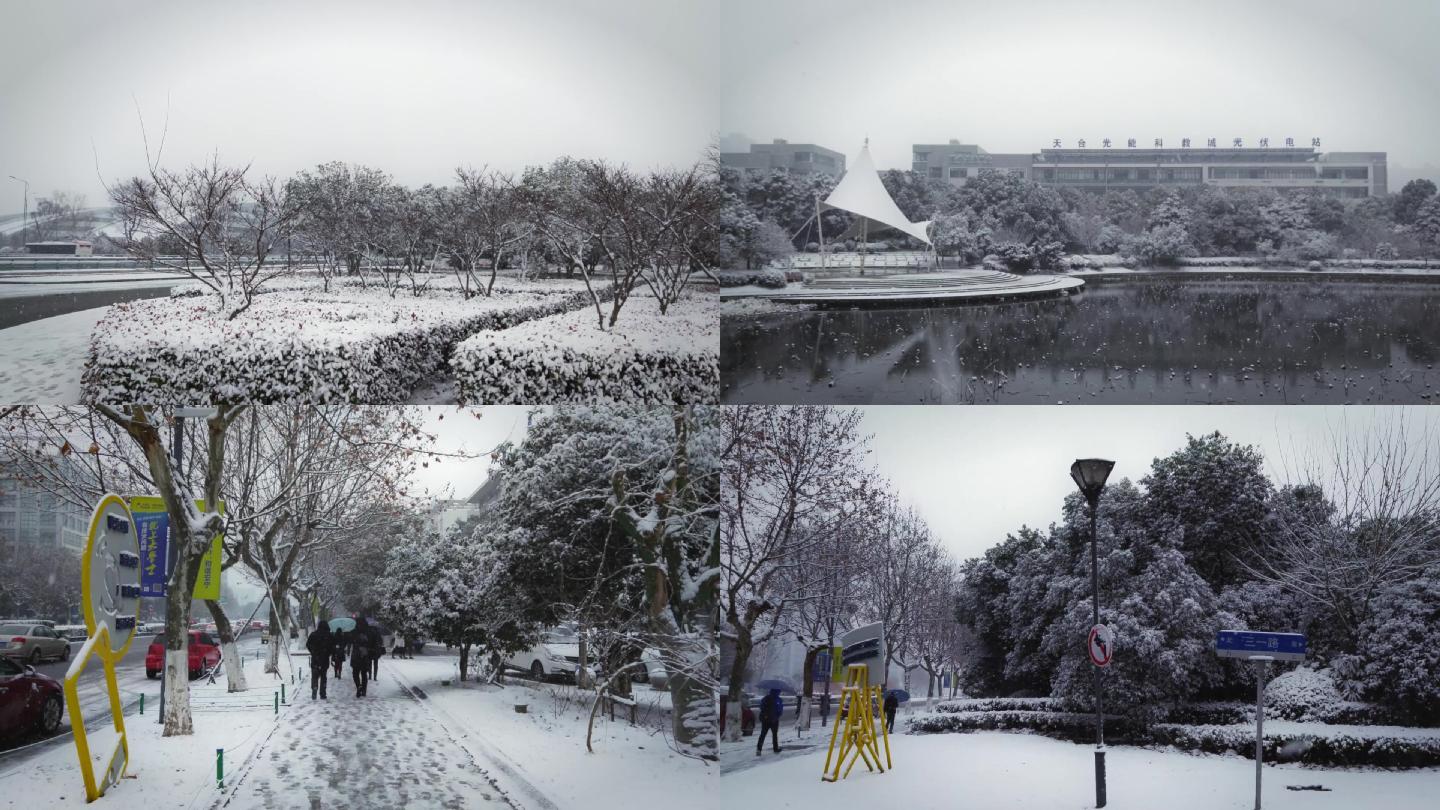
(820, 663), (893, 782)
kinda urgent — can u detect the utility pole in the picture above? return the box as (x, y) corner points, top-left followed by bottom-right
(8, 175), (29, 248)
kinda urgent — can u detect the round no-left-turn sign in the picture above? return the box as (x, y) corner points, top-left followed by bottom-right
(1088, 624), (1114, 667)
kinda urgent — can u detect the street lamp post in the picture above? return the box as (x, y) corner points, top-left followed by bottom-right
(8, 175), (29, 249)
(1071, 458), (1115, 809)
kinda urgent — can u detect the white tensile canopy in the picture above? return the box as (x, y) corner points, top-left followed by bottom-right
(823, 142), (932, 246)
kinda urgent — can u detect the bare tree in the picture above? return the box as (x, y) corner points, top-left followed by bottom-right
(287, 161), (393, 291)
(719, 405), (873, 741)
(108, 155), (299, 319)
(450, 167), (530, 297)
(1247, 416), (1440, 649)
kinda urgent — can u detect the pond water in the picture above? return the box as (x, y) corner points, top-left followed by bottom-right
(720, 278), (1440, 404)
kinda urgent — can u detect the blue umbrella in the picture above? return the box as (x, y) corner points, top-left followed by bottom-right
(327, 617), (355, 633)
(887, 689), (911, 703)
(755, 678), (796, 694)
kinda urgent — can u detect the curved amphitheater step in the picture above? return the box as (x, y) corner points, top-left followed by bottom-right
(766, 269), (1085, 303)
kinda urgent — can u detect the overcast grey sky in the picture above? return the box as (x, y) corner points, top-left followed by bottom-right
(721, 0), (1440, 173)
(856, 405), (1439, 563)
(0, 0), (718, 207)
(408, 405), (533, 500)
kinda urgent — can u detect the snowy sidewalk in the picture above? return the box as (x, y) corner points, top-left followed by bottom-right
(0, 304), (108, 401)
(220, 660), (511, 809)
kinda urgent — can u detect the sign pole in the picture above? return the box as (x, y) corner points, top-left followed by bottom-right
(1254, 657), (1269, 810)
(1089, 500), (1106, 808)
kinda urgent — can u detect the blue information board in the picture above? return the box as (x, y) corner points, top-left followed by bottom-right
(1215, 630), (1307, 662)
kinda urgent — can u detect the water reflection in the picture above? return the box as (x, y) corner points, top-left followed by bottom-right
(721, 279), (1440, 404)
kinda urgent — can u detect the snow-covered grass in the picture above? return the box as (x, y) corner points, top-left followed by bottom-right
(722, 729), (1440, 810)
(0, 305), (112, 402)
(83, 278), (604, 403)
(387, 652), (712, 810)
(451, 291), (718, 404)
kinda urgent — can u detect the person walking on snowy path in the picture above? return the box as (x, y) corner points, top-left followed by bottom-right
(884, 691), (899, 734)
(350, 617), (373, 697)
(369, 622), (384, 679)
(306, 621), (333, 699)
(331, 628), (348, 679)
(755, 688), (783, 756)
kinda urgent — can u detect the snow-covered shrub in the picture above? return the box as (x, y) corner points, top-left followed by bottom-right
(84, 280), (604, 403)
(1122, 223), (1196, 265)
(932, 697), (1059, 714)
(1095, 224), (1128, 254)
(1265, 666), (1344, 722)
(1374, 241), (1399, 260)
(716, 270), (786, 288)
(909, 709), (1145, 743)
(1149, 723), (1440, 768)
(450, 292), (717, 404)
(981, 253), (1006, 273)
(1337, 575), (1440, 725)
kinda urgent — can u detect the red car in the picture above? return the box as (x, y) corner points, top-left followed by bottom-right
(0, 655), (63, 740)
(145, 631), (221, 679)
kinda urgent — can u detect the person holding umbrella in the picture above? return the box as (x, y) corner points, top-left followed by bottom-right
(306, 620), (333, 700)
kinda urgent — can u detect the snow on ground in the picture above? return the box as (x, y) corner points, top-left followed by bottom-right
(723, 730), (1440, 810)
(386, 652), (714, 810)
(0, 304), (108, 401)
(0, 654), (287, 810)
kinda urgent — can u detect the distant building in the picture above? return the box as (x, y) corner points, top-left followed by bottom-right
(911, 140), (1033, 183)
(912, 140), (1388, 197)
(721, 139), (846, 179)
(25, 240), (93, 256)
(424, 474), (503, 537)
(0, 472), (89, 554)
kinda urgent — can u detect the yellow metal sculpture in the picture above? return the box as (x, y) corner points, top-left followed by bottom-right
(66, 493), (142, 802)
(821, 663), (893, 782)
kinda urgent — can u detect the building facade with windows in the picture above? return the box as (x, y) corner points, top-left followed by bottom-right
(720, 139), (846, 179)
(912, 140), (1388, 197)
(0, 476), (89, 554)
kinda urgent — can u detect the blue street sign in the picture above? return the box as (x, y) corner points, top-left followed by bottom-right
(1215, 630), (1307, 662)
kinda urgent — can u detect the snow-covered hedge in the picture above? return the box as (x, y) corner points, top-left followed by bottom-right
(1149, 723), (1440, 768)
(450, 292), (717, 404)
(914, 706), (1440, 767)
(85, 281), (603, 402)
(717, 269), (786, 288)
(933, 697), (1060, 714)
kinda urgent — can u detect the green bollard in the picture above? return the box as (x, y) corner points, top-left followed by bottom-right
(274, 692), (279, 714)
(139, 694), (144, 715)
(216, 748), (224, 789)
(281, 683), (286, 704)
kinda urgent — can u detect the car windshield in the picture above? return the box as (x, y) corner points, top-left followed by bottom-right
(544, 629), (578, 643)
(0, 624), (30, 636)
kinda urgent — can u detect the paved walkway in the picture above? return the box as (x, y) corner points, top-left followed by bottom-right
(222, 665), (512, 810)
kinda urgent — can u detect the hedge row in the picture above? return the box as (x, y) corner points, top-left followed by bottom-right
(84, 282), (602, 403)
(717, 269), (787, 288)
(450, 292), (717, 404)
(932, 697), (1061, 714)
(911, 706), (1440, 768)
(1150, 723), (1440, 768)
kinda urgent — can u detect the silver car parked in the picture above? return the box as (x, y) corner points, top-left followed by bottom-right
(0, 623), (71, 664)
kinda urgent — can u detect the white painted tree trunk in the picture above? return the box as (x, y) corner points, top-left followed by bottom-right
(797, 696), (813, 732)
(163, 649), (193, 736)
(265, 605), (280, 674)
(221, 639), (247, 692)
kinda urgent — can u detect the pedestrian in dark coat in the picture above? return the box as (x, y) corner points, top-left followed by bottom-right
(884, 691), (899, 734)
(755, 688), (783, 756)
(350, 618), (373, 697)
(306, 622), (333, 699)
(368, 622), (384, 679)
(331, 628), (348, 678)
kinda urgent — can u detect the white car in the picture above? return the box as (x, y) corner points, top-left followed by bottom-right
(506, 628), (592, 683)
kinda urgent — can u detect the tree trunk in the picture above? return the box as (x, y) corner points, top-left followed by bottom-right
(576, 623), (592, 689)
(722, 622), (753, 742)
(162, 564), (196, 736)
(205, 599), (247, 692)
(458, 643), (470, 682)
(266, 603), (281, 674)
(797, 645), (821, 731)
